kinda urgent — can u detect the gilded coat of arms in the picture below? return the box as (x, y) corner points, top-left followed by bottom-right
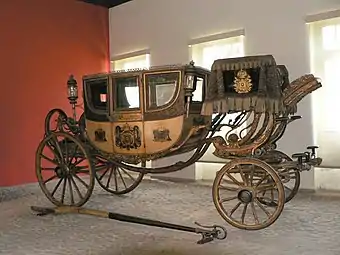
(153, 127), (171, 142)
(115, 124), (141, 150)
(233, 69), (252, 94)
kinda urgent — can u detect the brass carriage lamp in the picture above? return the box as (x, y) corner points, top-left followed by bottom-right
(67, 74), (78, 120)
(184, 61), (197, 116)
(67, 75), (78, 104)
(185, 61), (197, 93)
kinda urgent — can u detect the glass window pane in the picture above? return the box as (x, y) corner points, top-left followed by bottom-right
(192, 77), (203, 102)
(87, 79), (108, 111)
(114, 77), (139, 109)
(146, 72), (179, 108)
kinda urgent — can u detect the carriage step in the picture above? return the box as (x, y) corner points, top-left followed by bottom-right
(290, 115), (301, 121)
(30, 206), (227, 245)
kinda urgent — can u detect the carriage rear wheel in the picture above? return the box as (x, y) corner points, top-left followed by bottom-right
(260, 150), (300, 207)
(212, 158), (285, 230)
(35, 132), (95, 207)
(94, 155), (144, 195)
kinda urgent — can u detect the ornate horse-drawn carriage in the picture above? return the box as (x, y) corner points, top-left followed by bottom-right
(32, 55), (322, 243)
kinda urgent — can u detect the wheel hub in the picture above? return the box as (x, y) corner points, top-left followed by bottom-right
(55, 166), (64, 178)
(237, 189), (253, 203)
(55, 165), (71, 178)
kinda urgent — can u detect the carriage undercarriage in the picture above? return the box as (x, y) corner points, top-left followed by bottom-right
(32, 55), (323, 244)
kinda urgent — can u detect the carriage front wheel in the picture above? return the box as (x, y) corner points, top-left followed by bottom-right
(35, 131), (95, 207)
(212, 158), (285, 230)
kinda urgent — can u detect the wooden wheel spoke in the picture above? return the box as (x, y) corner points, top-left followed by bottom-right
(70, 175), (83, 200)
(50, 136), (64, 163)
(72, 173), (89, 189)
(61, 178), (67, 204)
(67, 177), (75, 205)
(256, 183), (276, 192)
(251, 202), (259, 224)
(45, 141), (60, 160)
(241, 203), (248, 224)
(229, 202), (241, 217)
(106, 167), (114, 189)
(73, 156), (86, 166)
(255, 173), (269, 187)
(219, 184), (238, 192)
(284, 186), (293, 193)
(43, 175), (58, 184)
(40, 154), (58, 165)
(117, 168), (128, 189)
(41, 167), (55, 171)
(63, 140), (70, 164)
(226, 173), (243, 186)
(219, 196), (237, 203)
(120, 167), (136, 182)
(75, 166), (90, 174)
(249, 166), (255, 185)
(95, 165), (108, 171)
(254, 198), (271, 217)
(51, 178), (64, 197)
(257, 196), (277, 203)
(98, 167), (110, 181)
(239, 167), (248, 186)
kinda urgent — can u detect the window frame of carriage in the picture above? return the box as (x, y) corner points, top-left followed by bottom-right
(143, 69), (182, 112)
(110, 70), (142, 112)
(83, 66), (209, 117)
(83, 74), (110, 116)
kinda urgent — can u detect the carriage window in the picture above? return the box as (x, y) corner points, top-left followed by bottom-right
(146, 72), (179, 108)
(192, 77), (204, 102)
(87, 79), (108, 111)
(114, 76), (140, 109)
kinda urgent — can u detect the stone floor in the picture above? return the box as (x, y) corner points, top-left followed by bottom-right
(1, 179), (340, 255)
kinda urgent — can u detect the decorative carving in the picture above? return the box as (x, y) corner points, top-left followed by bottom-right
(94, 128), (107, 142)
(153, 127), (172, 142)
(227, 133), (240, 148)
(115, 124), (141, 150)
(233, 69), (252, 94)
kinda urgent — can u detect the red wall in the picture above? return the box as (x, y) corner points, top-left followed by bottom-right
(0, 0), (109, 186)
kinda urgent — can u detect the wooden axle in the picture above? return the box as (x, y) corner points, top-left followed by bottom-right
(30, 206), (227, 245)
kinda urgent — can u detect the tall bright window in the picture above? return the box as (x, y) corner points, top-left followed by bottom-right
(111, 53), (150, 71)
(189, 33), (245, 162)
(309, 17), (340, 167)
(111, 52), (150, 109)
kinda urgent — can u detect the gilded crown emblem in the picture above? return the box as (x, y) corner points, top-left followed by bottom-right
(233, 69), (252, 94)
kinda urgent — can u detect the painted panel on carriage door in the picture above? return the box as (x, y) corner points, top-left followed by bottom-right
(0, 0), (109, 186)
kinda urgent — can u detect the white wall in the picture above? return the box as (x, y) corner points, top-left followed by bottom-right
(109, 0), (340, 189)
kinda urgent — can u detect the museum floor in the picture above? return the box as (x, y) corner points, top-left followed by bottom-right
(1, 179), (340, 255)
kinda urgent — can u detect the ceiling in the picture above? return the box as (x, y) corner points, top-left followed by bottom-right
(78, 0), (133, 8)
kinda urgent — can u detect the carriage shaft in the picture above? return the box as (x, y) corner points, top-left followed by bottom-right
(30, 206), (216, 236)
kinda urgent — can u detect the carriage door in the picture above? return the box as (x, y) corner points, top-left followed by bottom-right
(111, 74), (146, 155)
(142, 70), (184, 155)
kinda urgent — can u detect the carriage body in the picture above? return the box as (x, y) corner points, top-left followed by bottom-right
(82, 63), (212, 163)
